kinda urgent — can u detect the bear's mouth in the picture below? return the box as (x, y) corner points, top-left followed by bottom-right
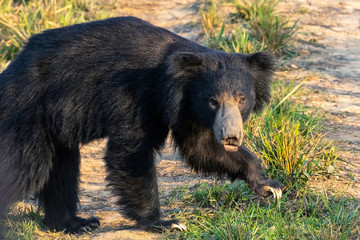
(223, 144), (239, 152)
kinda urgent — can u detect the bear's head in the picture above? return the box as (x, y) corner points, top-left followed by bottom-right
(166, 51), (275, 152)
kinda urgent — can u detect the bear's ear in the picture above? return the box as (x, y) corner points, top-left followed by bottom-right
(245, 52), (275, 112)
(167, 52), (204, 78)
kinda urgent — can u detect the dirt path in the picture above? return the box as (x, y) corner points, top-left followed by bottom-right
(278, 0), (360, 197)
(104, 0), (203, 41)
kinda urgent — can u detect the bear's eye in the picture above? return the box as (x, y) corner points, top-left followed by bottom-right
(238, 95), (245, 105)
(209, 98), (219, 107)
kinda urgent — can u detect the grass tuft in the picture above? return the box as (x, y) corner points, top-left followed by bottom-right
(200, 0), (298, 54)
(192, 181), (249, 208)
(233, 0), (299, 54)
(244, 79), (338, 189)
(0, 0), (114, 71)
(4, 206), (42, 240)
(0, 0), (86, 59)
(200, 1), (226, 49)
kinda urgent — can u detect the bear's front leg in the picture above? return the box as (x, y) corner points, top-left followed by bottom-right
(104, 139), (186, 232)
(229, 146), (282, 199)
(172, 123), (282, 200)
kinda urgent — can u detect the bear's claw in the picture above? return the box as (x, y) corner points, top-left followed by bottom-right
(60, 216), (100, 233)
(79, 226), (92, 233)
(171, 222), (187, 231)
(139, 219), (186, 232)
(263, 186), (282, 199)
(89, 221), (100, 229)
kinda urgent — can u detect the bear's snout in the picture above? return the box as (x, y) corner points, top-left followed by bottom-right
(213, 101), (244, 152)
(220, 128), (243, 152)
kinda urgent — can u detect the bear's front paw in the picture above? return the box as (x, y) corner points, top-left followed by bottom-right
(254, 179), (282, 200)
(64, 216), (100, 233)
(139, 219), (187, 232)
(263, 185), (282, 200)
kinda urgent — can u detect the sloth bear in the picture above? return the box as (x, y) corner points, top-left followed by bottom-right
(0, 16), (281, 234)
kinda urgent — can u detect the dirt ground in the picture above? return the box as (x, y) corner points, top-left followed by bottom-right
(16, 0), (360, 239)
(277, 0), (360, 198)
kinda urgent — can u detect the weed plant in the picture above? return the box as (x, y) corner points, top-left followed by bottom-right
(4, 206), (42, 240)
(0, 0), (85, 60)
(201, 0), (298, 54)
(0, 0), (113, 69)
(245, 79), (338, 189)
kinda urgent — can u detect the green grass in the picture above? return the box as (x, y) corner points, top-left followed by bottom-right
(200, 0), (298, 55)
(4, 206), (42, 240)
(1, 0), (85, 61)
(0, 0), (114, 70)
(233, 0), (298, 54)
(245, 79), (339, 189)
(164, 183), (360, 239)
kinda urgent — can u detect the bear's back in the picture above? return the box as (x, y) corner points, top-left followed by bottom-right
(0, 17), (207, 145)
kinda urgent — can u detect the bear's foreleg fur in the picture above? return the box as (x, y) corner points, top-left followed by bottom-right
(172, 121), (281, 198)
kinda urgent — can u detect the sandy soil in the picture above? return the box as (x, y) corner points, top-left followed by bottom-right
(10, 0), (360, 239)
(277, 0), (360, 197)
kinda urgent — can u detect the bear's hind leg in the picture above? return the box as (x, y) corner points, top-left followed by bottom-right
(0, 133), (54, 236)
(38, 147), (99, 233)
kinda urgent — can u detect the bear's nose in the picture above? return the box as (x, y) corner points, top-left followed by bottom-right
(224, 136), (239, 143)
(221, 128), (242, 146)
(222, 135), (241, 146)
(221, 134), (242, 152)
(221, 126), (241, 141)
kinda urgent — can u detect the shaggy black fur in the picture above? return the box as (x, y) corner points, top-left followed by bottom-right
(0, 16), (280, 234)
